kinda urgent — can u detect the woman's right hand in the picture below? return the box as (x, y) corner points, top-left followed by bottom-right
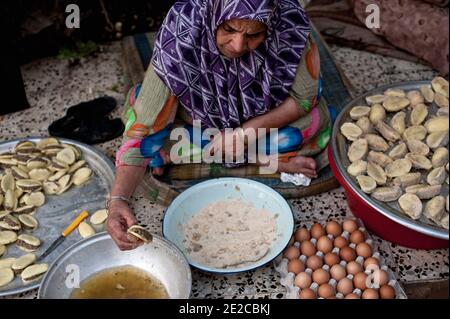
(106, 200), (142, 251)
(206, 129), (247, 162)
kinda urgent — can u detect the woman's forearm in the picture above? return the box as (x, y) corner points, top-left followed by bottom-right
(242, 96), (302, 139)
(111, 165), (147, 199)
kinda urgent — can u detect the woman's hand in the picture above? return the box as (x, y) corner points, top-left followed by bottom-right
(107, 165), (146, 250)
(206, 129), (247, 162)
(106, 200), (142, 251)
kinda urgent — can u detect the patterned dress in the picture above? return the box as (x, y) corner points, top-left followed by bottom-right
(116, 36), (333, 170)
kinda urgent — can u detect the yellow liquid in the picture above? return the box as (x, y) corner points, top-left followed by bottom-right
(70, 265), (169, 299)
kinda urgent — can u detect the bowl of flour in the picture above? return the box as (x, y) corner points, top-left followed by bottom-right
(162, 178), (294, 274)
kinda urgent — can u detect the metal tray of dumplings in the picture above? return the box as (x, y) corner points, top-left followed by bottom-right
(331, 81), (449, 240)
(0, 137), (114, 297)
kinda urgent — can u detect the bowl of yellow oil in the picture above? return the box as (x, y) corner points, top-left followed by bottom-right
(38, 232), (191, 299)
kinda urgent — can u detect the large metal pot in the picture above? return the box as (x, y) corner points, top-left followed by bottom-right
(329, 81), (448, 249)
(38, 232), (192, 299)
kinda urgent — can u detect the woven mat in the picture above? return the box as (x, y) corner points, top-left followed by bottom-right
(121, 24), (354, 206)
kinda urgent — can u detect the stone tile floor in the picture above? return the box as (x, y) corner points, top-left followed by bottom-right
(0, 41), (447, 299)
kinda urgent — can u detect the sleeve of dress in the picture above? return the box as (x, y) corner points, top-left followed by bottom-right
(289, 36), (322, 114)
(115, 64), (178, 168)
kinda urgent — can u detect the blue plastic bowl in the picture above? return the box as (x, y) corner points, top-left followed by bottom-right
(162, 178), (294, 274)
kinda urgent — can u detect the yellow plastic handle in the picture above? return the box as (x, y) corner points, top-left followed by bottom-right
(62, 211), (89, 237)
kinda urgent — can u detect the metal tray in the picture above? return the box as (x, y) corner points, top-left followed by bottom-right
(0, 137), (114, 297)
(331, 81), (449, 240)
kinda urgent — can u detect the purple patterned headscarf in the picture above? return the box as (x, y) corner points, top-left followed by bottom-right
(152, 0), (311, 129)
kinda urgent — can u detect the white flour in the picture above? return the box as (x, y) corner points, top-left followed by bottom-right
(182, 199), (278, 268)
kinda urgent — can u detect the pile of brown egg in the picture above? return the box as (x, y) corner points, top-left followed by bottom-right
(282, 219), (397, 299)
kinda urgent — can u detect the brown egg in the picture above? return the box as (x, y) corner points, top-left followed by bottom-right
(312, 268), (330, 285)
(379, 285), (396, 299)
(294, 272), (312, 289)
(353, 272), (368, 291)
(364, 257), (380, 270)
(318, 283), (335, 298)
(325, 220), (342, 237)
(372, 269), (389, 287)
(356, 242), (372, 258)
(330, 264), (347, 281)
(333, 236), (348, 249)
(310, 223), (326, 239)
(306, 255), (323, 270)
(287, 259), (305, 274)
(299, 288), (317, 299)
(362, 288), (379, 299)
(300, 241), (316, 257)
(346, 261), (363, 275)
(324, 252), (340, 267)
(365, 264), (379, 274)
(288, 236), (295, 247)
(339, 246), (357, 262)
(343, 219), (359, 233)
(316, 236), (333, 254)
(283, 246), (300, 260)
(345, 293), (360, 299)
(337, 277), (354, 295)
(349, 230), (365, 244)
(294, 227), (311, 243)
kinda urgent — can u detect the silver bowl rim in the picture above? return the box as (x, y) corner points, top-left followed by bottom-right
(331, 80), (449, 240)
(37, 232), (193, 299)
(162, 177), (295, 274)
(0, 136), (115, 173)
(0, 136), (115, 297)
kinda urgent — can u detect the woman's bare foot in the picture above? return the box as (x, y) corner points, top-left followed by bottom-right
(277, 156), (317, 178)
